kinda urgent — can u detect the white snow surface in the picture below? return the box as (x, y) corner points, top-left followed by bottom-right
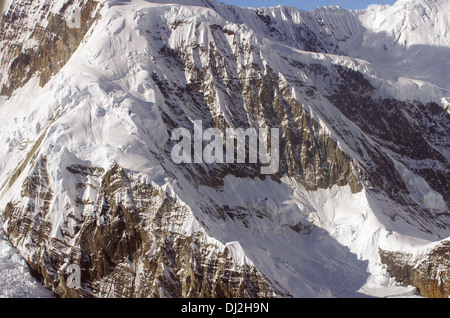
(312, 0), (450, 102)
(0, 0), (449, 298)
(0, 228), (53, 298)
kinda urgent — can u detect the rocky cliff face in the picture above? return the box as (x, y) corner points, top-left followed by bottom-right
(0, 0), (449, 298)
(0, 0), (101, 96)
(5, 161), (284, 297)
(380, 240), (450, 298)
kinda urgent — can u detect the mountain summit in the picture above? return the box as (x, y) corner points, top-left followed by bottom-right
(0, 0), (449, 298)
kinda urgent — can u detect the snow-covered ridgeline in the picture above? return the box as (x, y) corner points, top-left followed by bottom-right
(0, 227), (53, 297)
(0, 0), (448, 297)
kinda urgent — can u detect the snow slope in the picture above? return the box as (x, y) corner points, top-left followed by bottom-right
(313, 0), (450, 99)
(0, 0), (448, 297)
(0, 227), (53, 298)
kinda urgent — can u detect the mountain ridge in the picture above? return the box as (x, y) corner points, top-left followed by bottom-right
(0, 0), (448, 298)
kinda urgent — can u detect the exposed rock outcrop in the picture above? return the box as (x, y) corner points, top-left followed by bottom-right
(380, 241), (450, 298)
(4, 161), (286, 298)
(0, 0), (448, 298)
(0, 0), (101, 96)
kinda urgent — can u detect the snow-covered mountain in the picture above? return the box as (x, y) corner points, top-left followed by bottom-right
(0, 0), (448, 298)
